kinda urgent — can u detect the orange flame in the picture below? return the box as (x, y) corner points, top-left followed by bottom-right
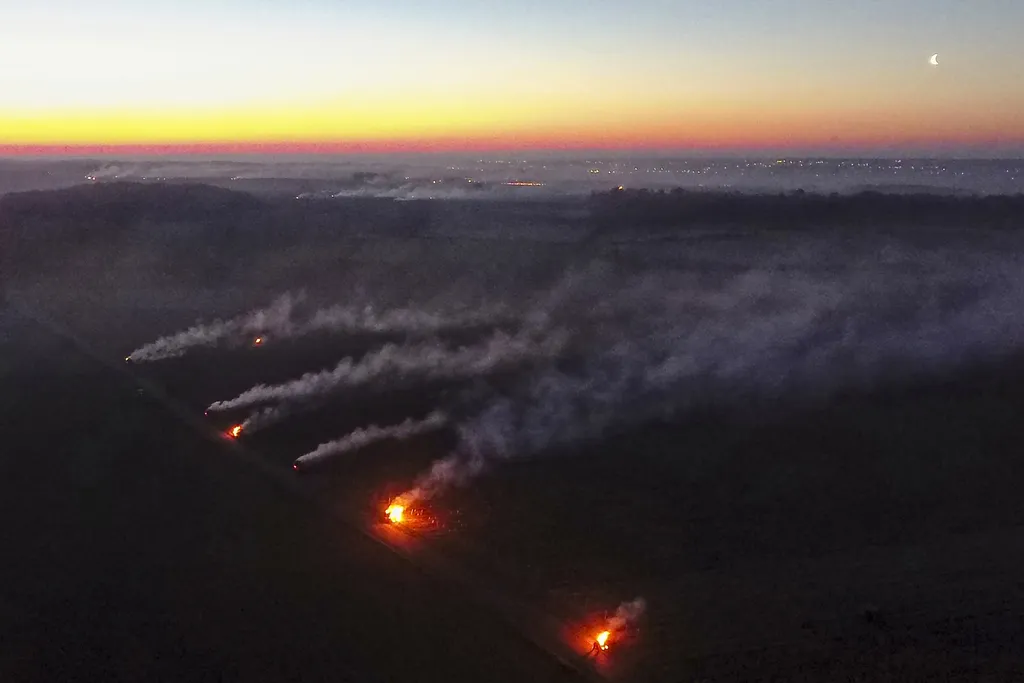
(385, 503), (405, 524)
(253, 337), (263, 346)
(595, 630), (611, 651)
(229, 424), (243, 438)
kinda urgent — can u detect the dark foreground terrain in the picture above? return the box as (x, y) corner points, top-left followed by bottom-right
(5, 182), (1024, 681)
(0, 305), (580, 683)
(8, 286), (1024, 682)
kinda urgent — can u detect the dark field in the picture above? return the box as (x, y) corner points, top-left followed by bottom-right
(0, 306), (586, 683)
(5, 183), (1024, 681)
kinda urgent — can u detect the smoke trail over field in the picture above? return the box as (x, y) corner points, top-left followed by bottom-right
(126, 292), (303, 361)
(295, 411), (448, 468)
(239, 404), (291, 433)
(303, 303), (509, 336)
(395, 247), (1024, 502)
(207, 327), (567, 412)
(127, 291), (515, 362)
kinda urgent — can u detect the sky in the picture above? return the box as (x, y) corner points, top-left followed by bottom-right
(1, 0), (1023, 155)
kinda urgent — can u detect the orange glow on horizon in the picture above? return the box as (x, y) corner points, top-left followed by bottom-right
(1, 129), (1021, 157)
(2, 125), (1020, 156)
(2, 85), (1022, 154)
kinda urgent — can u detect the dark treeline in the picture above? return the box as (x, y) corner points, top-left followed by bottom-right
(0, 182), (585, 292)
(5, 181), (1024, 293)
(590, 187), (1024, 230)
(0, 183), (440, 287)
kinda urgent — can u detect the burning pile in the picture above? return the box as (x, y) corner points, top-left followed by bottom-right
(228, 424), (243, 439)
(379, 496), (446, 530)
(385, 503), (405, 524)
(589, 597), (647, 655)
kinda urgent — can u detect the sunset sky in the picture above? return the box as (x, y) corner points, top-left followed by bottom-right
(2, 0), (1023, 154)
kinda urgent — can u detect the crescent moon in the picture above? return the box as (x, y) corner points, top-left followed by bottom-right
(929, 53), (939, 66)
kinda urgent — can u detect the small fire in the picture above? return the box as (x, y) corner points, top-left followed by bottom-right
(253, 336), (264, 346)
(385, 503), (405, 524)
(228, 424), (243, 438)
(587, 597), (645, 656)
(124, 356), (131, 362)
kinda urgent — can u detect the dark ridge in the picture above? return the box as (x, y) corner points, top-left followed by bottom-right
(0, 183), (268, 286)
(5, 180), (1023, 296)
(0, 181), (266, 224)
(0, 182), (419, 287)
(0, 181), (582, 291)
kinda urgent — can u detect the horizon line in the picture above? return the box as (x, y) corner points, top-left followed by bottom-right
(1, 142), (1022, 161)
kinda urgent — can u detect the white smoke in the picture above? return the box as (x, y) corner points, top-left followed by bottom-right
(303, 303), (509, 337)
(294, 411), (448, 468)
(206, 327), (567, 413)
(607, 597), (647, 633)
(130, 294), (514, 363)
(396, 249), (1024, 503)
(126, 292), (303, 361)
(239, 404), (291, 433)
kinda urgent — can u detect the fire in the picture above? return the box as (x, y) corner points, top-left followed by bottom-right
(385, 503), (405, 524)
(228, 424), (243, 438)
(253, 337), (263, 346)
(124, 355), (131, 362)
(595, 630), (611, 651)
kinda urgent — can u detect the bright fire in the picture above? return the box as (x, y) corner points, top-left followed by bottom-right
(595, 630), (611, 651)
(229, 425), (243, 438)
(385, 504), (405, 524)
(253, 337), (263, 346)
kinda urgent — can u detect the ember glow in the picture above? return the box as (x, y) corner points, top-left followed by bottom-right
(385, 503), (405, 524)
(584, 597), (646, 656)
(253, 337), (264, 346)
(228, 424), (243, 439)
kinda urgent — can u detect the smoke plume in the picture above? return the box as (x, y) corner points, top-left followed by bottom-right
(239, 404), (292, 434)
(302, 303), (509, 337)
(127, 291), (516, 362)
(126, 292), (303, 361)
(607, 597), (647, 633)
(395, 250), (1024, 503)
(294, 411), (448, 468)
(206, 327), (567, 412)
